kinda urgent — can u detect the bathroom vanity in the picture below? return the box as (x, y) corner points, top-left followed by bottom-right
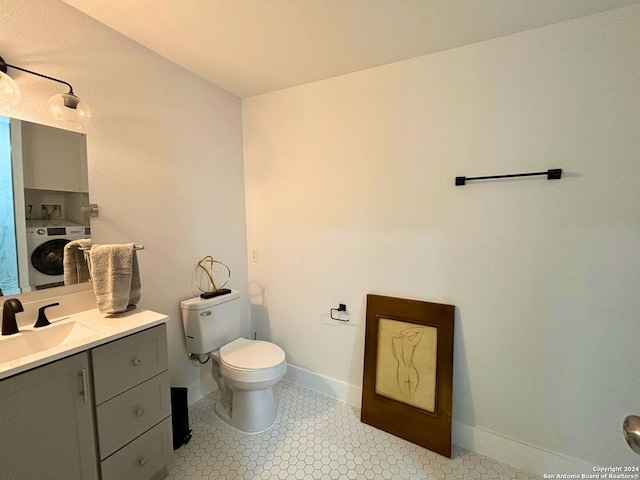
(0, 308), (171, 480)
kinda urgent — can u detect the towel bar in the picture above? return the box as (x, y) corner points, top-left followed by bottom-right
(78, 244), (145, 251)
(455, 168), (562, 186)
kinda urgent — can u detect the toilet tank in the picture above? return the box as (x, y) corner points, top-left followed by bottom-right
(181, 290), (242, 354)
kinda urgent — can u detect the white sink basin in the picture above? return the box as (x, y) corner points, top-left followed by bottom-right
(0, 307), (167, 381)
(0, 319), (102, 365)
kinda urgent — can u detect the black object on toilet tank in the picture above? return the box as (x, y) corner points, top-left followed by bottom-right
(171, 387), (192, 450)
(200, 288), (232, 299)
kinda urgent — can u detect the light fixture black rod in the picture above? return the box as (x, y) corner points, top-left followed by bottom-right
(0, 57), (74, 94)
(455, 168), (562, 186)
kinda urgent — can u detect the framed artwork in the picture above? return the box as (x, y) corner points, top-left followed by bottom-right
(361, 294), (455, 458)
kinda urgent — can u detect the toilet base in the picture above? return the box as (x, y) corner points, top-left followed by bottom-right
(215, 386), (277, 434)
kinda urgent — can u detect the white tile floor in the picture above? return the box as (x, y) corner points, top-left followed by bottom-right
(166, 380), (540, 479)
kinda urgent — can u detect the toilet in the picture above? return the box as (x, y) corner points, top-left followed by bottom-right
(181, 290), (286, 433)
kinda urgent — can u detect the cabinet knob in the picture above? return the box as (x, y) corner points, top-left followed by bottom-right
(132, 357), (141, 366)
(138, 457), (146, 467)
(135, 408), (145, 417)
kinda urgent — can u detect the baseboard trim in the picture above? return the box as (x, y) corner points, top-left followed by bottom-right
(453, 421), (598, 475)
(284, 363), (363, 407)
(284, 363), (596, 476)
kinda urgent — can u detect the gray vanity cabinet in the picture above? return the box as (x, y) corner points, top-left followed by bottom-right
(0, 352), (99, 480)
(0, 323), (171, 480)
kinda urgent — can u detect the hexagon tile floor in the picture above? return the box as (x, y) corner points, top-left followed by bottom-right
(165, 380), (540, 479)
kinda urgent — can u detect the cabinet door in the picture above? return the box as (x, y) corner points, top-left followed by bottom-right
(0, 353), (99, 480)
(21, 121), (88, 192)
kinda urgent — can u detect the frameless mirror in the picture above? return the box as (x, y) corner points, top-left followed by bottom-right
(0, 115), (90, 295)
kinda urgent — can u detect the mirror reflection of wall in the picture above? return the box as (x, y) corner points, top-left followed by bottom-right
(0, 115), (91, 295)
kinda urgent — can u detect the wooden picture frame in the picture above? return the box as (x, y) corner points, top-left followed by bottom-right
(361, 294), (455, 458)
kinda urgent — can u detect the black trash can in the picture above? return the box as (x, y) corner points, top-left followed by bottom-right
(170, 387), (192, 450)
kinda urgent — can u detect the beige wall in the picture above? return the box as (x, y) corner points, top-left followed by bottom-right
(0, 0), (248, 398)
(243, 4), (640, 471)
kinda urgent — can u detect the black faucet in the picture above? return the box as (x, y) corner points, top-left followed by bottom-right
(34, 303), (60, 328)
(2, 298), (24, 336)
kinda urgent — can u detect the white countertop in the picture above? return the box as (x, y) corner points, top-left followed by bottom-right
(0, 308), (169, 381)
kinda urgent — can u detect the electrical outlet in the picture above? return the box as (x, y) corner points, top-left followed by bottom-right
(250, 247), (259, 262)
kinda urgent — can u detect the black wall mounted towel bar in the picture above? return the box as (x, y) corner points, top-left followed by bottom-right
(455, 168), (562, 186)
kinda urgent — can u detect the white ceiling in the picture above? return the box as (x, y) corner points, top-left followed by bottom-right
(61, 0), (639, 98)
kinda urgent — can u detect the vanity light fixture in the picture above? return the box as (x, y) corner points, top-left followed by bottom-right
(0, 55), (91, 130)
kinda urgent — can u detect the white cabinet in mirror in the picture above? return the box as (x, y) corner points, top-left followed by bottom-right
(0, 115), (91, 296)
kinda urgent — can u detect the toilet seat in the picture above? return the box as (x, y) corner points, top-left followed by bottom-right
(219, 338), (286, 384)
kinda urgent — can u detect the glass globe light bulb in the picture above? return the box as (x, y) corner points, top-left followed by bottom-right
(49, 92), (91, 130)
(0, 71), (21, 107)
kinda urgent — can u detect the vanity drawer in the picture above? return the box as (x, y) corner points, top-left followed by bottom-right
(100, 417), (172, 480)
(92, 324), (168, 404)
(96, 371), (171, 459)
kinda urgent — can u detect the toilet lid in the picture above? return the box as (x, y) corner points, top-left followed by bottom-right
(220, 338), (285, 370)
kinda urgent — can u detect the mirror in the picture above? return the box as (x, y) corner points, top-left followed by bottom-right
(0, 115), (90, 295)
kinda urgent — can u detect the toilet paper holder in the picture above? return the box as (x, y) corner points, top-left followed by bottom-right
(330, 304), (349, 322)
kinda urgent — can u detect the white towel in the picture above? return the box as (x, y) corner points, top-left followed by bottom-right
(63, 239), (92, 285)
(89, 243), (141, 314)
